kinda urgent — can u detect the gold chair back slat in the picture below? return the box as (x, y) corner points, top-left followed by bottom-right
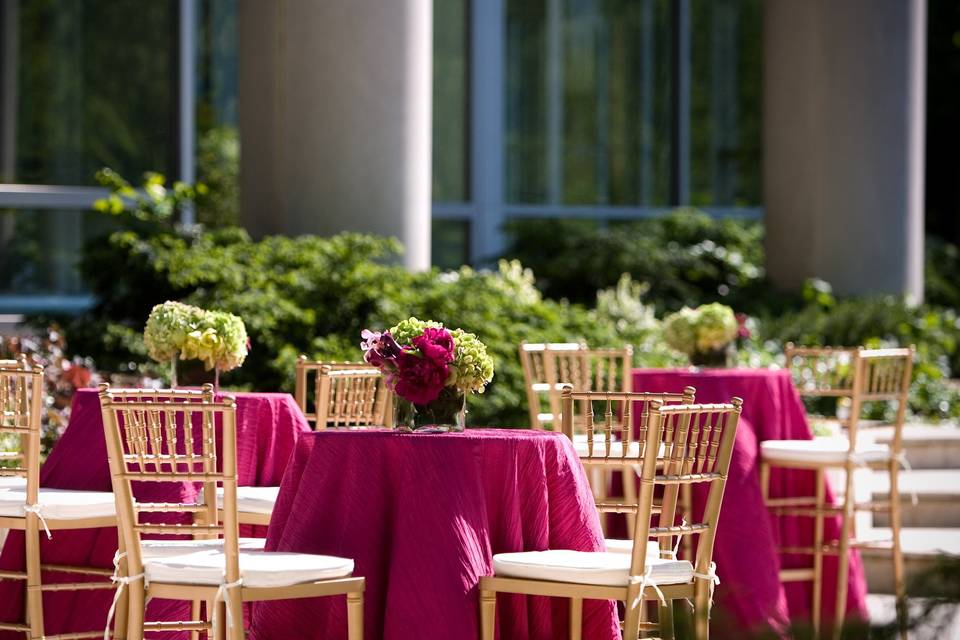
(561, 387), (696, 462)
(519, 342), (584, 429)
(295, 357), (392, 428)
(0, 358), (42, 502)
(316, 367), (392, 429)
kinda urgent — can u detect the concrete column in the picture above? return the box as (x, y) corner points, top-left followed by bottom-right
(238, 0), (432, 270)
(763, 0), (925, 300)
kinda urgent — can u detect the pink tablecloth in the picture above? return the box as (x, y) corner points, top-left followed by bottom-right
(0, 387), (309, 639)
(632, 368), (869, 636)
(252, 429), (620, 640)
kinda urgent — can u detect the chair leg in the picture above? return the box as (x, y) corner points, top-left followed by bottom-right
(889, 460), (908, 640)
(213, 600), (228, 640)
(347, 590), (364, 640)
(659, 599), (676, 640)
(479, 589), (496, 640)
(694, 580), (710, 640)
(125, 580), (146, 640)
(24, 525), (43, 640)
(623, 470), (637, 541)
(569, 597), (583, 640)
(812, 468), (826, 638)
(190, 599), (203, 640)
(832, 465), (855, 640)
(227, 593), (245, 640)
(623, 583), (642, 640)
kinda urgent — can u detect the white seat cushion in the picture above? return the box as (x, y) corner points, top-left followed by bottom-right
(572, 435), (641, 459)
(760, 438), (891, 464)
(141, 537), (266, 558)
(144, 549), (353, 588)
(492, 549), (693, 588)
(0, 488), (116, 519)
(215, 486), (279, 515)
(0, 477), (26, 490)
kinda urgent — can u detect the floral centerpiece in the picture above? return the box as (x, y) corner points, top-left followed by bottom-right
(144, 301), (249, 388)
(361, 317), (494, 432)
(662, 303), (739, 367)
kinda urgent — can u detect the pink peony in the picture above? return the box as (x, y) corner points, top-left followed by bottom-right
(393, 350), (449, 405)
(412, 327), (455, 365)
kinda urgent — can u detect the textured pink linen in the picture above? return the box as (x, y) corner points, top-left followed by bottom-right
(632, 368), (869, 636)
(0, 388), (309, 640)
(251, 429), (620, 640)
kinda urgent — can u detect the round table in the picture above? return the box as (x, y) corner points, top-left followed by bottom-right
(632, 368), (869, 635)
(252, 429), (620, 640)
(0, 388), (310, 640)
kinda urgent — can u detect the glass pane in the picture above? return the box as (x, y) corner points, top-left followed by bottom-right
(0, 209), (115, 296)
(433, 0), (470, 203)
(197, 0), (240, 226)
(690, 0), (762, 206)
(431, 220), (471, 269)
(506, 0), (674, 206)
(1, 0), (176, 186)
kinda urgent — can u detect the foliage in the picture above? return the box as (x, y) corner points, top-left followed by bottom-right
(196, 127), (240, 227)
(502, 210), (769, 313)
(0, 327), (101, 457)
(93, 168), (206, 227)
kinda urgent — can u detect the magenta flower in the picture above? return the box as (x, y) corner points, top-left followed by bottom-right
(393, 351), (449, 404)
(412, 327), (455, 365)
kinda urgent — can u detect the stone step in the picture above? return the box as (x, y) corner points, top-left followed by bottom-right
(867, 469), (960, 528)
(860, 528), (960, 596)
(863, 423), (960, 470)
(822, 468), (960, 528)
(866, 594), (960, 639)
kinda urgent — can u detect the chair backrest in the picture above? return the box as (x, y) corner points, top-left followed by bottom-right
(849, 347), (914, 454)
(0, 357), (42, 504)
(786, 343), (915, 452)
(314, 366), (392, 429)
(295, 357), (391, 427)
(98, 384), (240, 586)
(631, 399), (742, 580)
(560, 386), (697, 460)
(784, 343), (860, 398)
(520, 342), (632, 429)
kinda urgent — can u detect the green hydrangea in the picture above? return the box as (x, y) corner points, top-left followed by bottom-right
(662, 307), (699, 356)
(144, 302), (248, 371)
(662, 303), (738, 356)
(695, 303), (738, 352)
(143, 301), (205, 363)
(448, 329), (495, 393)
(388, 316), (495, 393)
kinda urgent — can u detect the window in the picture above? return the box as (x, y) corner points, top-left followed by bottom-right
(3, 0), (177, 186)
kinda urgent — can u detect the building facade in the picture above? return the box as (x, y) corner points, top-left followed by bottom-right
(0, 0), (924, 314)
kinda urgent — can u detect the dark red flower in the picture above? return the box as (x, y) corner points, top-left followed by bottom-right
(393, 350), (449, 404)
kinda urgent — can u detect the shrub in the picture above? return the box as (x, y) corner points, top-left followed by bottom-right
(501, 209), (772, 313)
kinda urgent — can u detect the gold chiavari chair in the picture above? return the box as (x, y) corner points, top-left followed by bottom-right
(480, 390), (742, 640)
(760, 346), (914, 640)
(561, 386), (697, 543)
(315, 367), (393, 429)
(99, 384), (364, 640)
(0, 358), (117, 640)
(518, 342), (585, 430)
(295, 357), (392, 428)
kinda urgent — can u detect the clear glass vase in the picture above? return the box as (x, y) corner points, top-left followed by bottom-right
(393, 387), (466, 433)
